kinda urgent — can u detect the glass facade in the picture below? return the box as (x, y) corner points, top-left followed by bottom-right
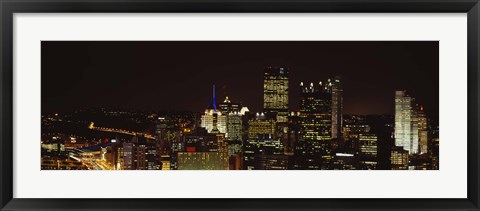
(394, 91), (419, 154)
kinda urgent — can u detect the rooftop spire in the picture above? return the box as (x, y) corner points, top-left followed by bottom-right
(212, 84), (217, 112)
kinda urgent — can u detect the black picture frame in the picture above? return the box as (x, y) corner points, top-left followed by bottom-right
(1, 0), (479, 210)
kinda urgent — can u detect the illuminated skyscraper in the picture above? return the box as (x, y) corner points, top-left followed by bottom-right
(294, 81), (332, 169)
(201, 113), (225, 131)
(394, 91), (419, 154)
(263, 66), (289, 122)
(201, 85), (227, 133)
(331, 77), (343, 140)
(418, 106), (428, 154)
(219, 96), (241, 113)
(155, 117), (170, 156)
(299, 82), (332, 142)
(220, 96), (245, 141)
(226, 112), (243, 141)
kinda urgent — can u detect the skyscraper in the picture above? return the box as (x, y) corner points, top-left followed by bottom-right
(394, 91), (419, 154)
(299, 82), (332, 142)
(331, 77), (343, 140)
(219, 96), (241, 113)
(226, 112), (243, 141)
(220, 96), (245, 141)
(155, 117), (170, 156)
(295, 81), (333, 169)
(201, 85), (227, 133)
(418, 106), (428, 154)
(263, 66), (289, 122)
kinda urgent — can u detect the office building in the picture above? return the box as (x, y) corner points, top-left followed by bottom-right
(201, 85), (227, 133)
(263, 66), (289, 122)
(331, 77), (343, 140)
(177, 152), (229, 170)
(394, 91), (419, 154)
(391, 146), (409, 170)
(247, 115), (276, 139)
(418, 106), (428, 154)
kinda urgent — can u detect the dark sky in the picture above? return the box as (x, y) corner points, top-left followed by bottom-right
(41, 41), (439, 118)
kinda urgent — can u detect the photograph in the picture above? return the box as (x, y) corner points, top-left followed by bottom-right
(40, 41), (439, 170)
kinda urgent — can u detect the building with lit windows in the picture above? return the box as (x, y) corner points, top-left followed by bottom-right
(418, 106), (428, 154)
(358, 133), (377, 169)
(294, 81), (332, 169)
(331, 77), (343, 140)
(332, 153), (359, 170)
(177, 152), (229, 170)
(394, 90), (419, 154)
(391, 146), (409, 170)
(359, 134), (377, 156)
(219, 96), (241, 113)
(247, 115), (276, 139)
(254, 154), (290, 170)
(263, 66), (289, 122)
(299, 81), (332, 142)
(243, 134), (285, 170)
(342, 115), (370, 150)
(184, 128), (219, 152)
(201, 109), (227, 133)
(155, 117), (168, 141)
(122, 135), (147, 170)
(226, 112), (243, 141)
(218, 96), (246, 141)
(146, 140), (158, 170)
(201, 85), (227, 133)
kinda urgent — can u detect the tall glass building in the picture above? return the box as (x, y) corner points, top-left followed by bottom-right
(394, 91), (419, 154)
(263, 66), (289, 122)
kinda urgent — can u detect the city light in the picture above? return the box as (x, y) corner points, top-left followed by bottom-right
(41, 67), (439, 171)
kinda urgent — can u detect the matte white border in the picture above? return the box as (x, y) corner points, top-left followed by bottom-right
(13, 13), (467, 198)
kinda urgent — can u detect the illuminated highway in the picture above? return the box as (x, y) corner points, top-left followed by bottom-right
(70, 149), (114, 170)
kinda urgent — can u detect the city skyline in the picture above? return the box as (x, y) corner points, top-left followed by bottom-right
(42, 41), (439, 119)
(41, 41), (439, 170)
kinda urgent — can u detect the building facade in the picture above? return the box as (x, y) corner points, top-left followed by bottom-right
(331, 78), (343, 140)
(263, 66), (289, 122)
(418, 106), (428, 154)
(394, 91), (419, 154)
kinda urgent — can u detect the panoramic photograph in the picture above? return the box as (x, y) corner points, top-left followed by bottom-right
(41, 41), (439, 170)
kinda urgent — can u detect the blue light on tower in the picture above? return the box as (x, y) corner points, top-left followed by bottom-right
(212, 84), (217, 111)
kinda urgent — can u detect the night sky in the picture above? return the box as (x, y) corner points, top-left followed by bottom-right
(41, 41), (439, 118)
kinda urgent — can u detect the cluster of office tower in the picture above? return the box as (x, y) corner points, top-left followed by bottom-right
(93, 66), (438, 170)
(183, 66), (438, 170)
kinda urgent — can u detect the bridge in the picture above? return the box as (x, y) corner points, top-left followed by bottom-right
(88, 122), (155, 140)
